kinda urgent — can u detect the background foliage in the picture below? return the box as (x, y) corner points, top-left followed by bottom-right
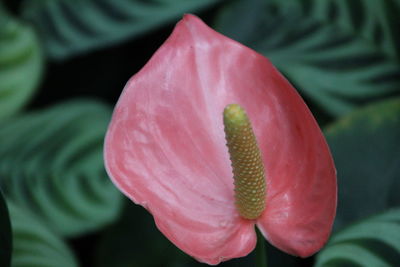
(0, 0), (399, 266)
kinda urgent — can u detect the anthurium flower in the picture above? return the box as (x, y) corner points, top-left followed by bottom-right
(104, 14), (336, 265)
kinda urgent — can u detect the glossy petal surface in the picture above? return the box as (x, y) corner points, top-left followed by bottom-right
(104, 14), (336, 264)
(254, 72), (337, 256)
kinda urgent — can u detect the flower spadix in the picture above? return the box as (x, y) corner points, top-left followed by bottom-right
(104, 14), (337, 265)
(223, 104), (266, 220)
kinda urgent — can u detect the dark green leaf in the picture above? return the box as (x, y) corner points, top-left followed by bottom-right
(0, 100), (123, 237)
(0, 3), (43, 121)
(315, 208), (400, 267)
(0, 190), (11, 267)
(22, 0), (220, 60)
(214, 0), (400, 116)
(8, 200), (77, 267)
(324, 98), (400, 230)
(294, 0), (400, 61)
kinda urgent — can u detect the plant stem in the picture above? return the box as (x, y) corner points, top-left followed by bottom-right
(255, 228), (267, 267)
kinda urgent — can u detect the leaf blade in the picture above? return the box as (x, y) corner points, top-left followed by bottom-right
(22, 0), (220, 60)
(315, 209), (400, 267)
(8, 201), (77, 267)
(0, 3), (43, 121)
(0, 100), (123, 237)
(324, 98), (400, 230)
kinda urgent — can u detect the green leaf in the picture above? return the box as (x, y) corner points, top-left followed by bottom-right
(324, 98), (400, 230)
(0, 3), (43, 121)
(0, 100), (123, 237)
(266, 0), (400, 61)
(214, 0), (400, 116)
(8, 200), (77, 267)
(0, 190), (12, 267)
(21, 0), (220, 60)
(315, 208), (400, 267)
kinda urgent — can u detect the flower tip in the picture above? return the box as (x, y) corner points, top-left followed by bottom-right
(223, 104), (247, 127)
(182, 13), (196, 20)
(180, 13), (203, 26)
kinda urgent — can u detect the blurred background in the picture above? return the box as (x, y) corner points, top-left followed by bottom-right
(0, 0), (399, 266)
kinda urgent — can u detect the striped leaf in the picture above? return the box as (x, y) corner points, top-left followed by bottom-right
(8, 201), (77, 267)
(315, 208), (400, 266)
(0, 100), (123, 237)
(22, 0), (220, 60)
(274, 0), (400, 61)
(0, 3), (43, 121)
(214, 0), (400, 116)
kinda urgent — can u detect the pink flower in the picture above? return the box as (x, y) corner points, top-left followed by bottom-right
(104, 14), (336, 265)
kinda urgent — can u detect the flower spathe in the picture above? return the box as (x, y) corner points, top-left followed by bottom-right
(104, 14), (337, 265)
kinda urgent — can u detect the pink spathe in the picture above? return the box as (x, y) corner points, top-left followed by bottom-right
(104, 14), (337, 265)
